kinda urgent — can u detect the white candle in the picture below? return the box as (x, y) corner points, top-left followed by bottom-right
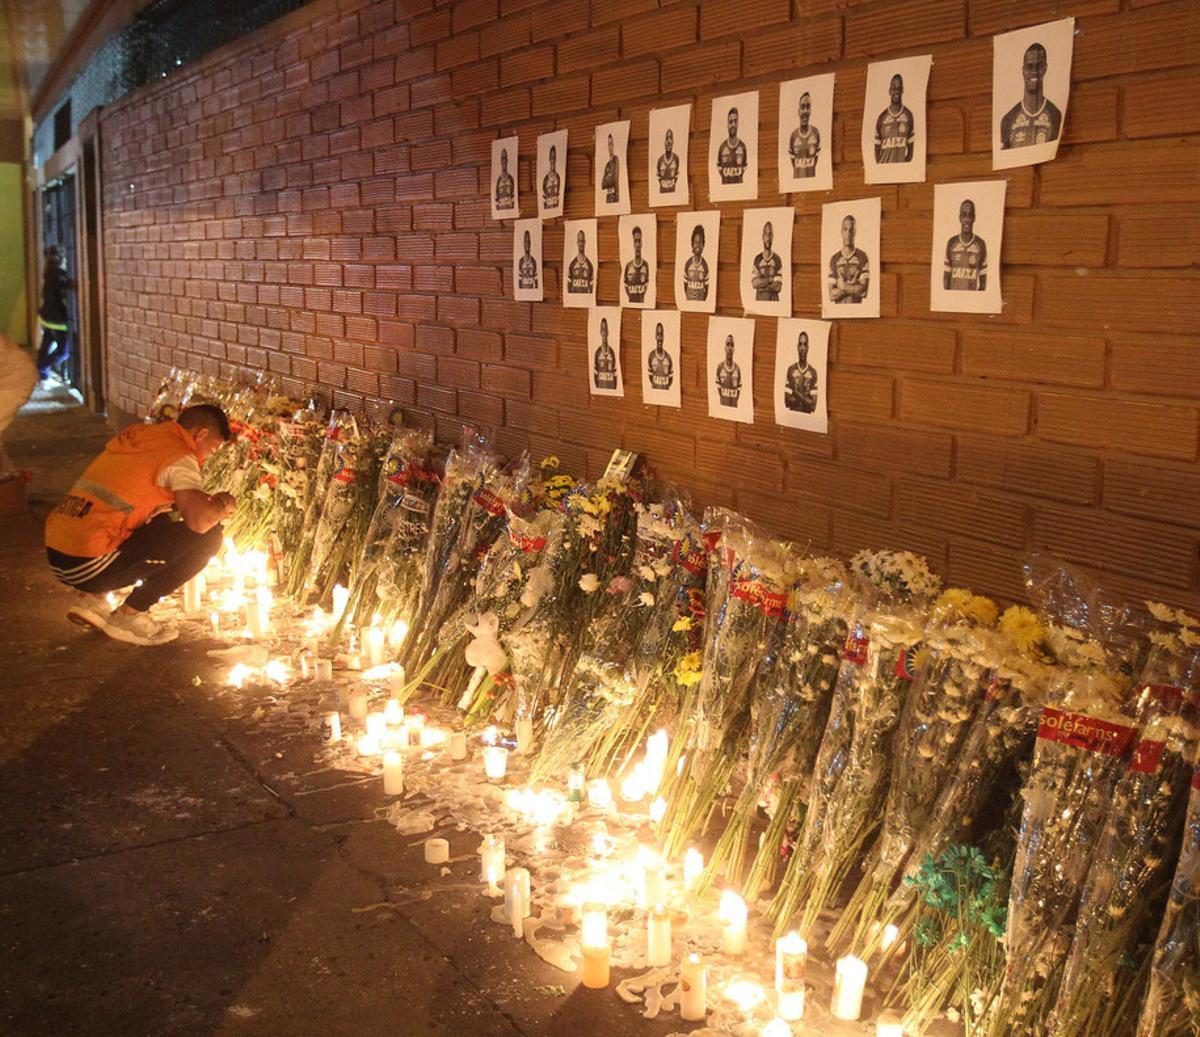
(483, 746), (509, 782)
(404, 713), (425, 748)
(775, 931), (807, 1022)
(881, 923), (900, 953)
(586, 778), (612, 810)
(299, 651), (313, 680)
(315, 658), (334, 682)
(720, 890), (748, 956)
(182, 576), (202, 614)
(580, 902), (610, 988)
(639, 847), (667, 909)
(388, 618), (409, 649)
(449, 732), (468, 760)
(424, 838), (449, 865)
(679, 952), (707, 1021)
(762, 1021), (792, 1037)
(387, 667), (408, 698)
(876, 1013), (905, 1037)
(683, 847), (704, 893)
(516, 717), (534, 755)
(320, 711), (342, 744)
(480, 834), (505, 891)
(332, 583), (350, 622)
(209, 610), (220, 636)
(255, 586), (272, 637)
(357, 734), (380, 757)
(504, 868), (531, 922)
(831, 955), (869, 1021)
(348, 690), (369, 721)
(365, 624), (386, 668)
(647, 902), (671, 967)
(366, 711), (387, 741)
(383, 750), (404, 795)
(649, 796), (667, 824)
(384, 698), (404, 727)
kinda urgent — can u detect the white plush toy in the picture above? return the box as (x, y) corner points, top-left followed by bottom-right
(464, 612), (507, 675)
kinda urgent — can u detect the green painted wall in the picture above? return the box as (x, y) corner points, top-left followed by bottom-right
(0, 163), (26, 345)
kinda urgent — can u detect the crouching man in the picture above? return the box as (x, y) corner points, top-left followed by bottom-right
(44, 404), (236, 645)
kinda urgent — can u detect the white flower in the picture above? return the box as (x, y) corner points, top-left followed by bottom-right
(578, 573), (600, 593)
(639, 592), (655, 607)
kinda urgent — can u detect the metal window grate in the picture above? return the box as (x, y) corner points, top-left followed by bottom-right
(34, 0), (310, 165)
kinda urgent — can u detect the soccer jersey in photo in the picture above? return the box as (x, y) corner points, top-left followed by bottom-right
(752, 251), (783, 301)
(829, 248), (870, 302)
(648, 348), (673, 390)
(684, 256), (709, 301)
(602, 157), (621, 203)
(517, 254), (538, 291)
(568, 255), (595, 295)
(593, 344), (618, 390)
(542, 170), (560, 212)
(945, 234), (987, 291)
(716, 360), (742, 406)
(789, 127), (820, 178)
(717, 139), (747, 184)
(875, 106), (914, 163)
(783, 363), (819, 413)
(624, 260), (650, 304)
(1001, 99), (1061, 149)
(657, 152), (680, 193)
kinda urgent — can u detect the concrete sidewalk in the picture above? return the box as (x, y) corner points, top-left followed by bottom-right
(0, 391), (684, 1037)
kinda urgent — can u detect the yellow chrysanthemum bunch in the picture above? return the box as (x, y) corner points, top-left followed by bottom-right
(933, 587), (999, 627)
(1000, 605), (1046, 658)
(674, 651), (703, 687)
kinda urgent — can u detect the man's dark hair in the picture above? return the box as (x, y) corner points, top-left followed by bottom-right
(179, 404), (232, 442)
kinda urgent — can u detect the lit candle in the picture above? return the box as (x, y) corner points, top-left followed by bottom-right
(449, 732), (469, 760)
(762, 1021), (792, 1037)
(183, 576), (203, 614)
(255, 586), (272, 637)
(480, 834), (505, 892)
(683, 848), (704, 893)
(348, 690), (369, 721)
(504, 868), (531, 924)
(483, 746), (509, 782)
(649, 796), (667, 824)
(516, 717), (534, 755)
(567, 762), (585, 803)
(586, 778), (612, 811)
(331, 583), (350, 622)
(388, 618), (409, 649)
(404, 712), (425, 748)
(424, 838), (449, 865)
(720, 890), (748, 956)
(366, 711), (387, 742)
(384, 699), (404, 727)
(320, 711), (342, 744)
(315, 658), (334, 682)
(876, 1012), (905, 1037)
(209, 610), (220, 636)
(639, 847), (667, 909)
(647, 902), (671, 967)
(881, 923), (900, 953)
(383, 750), (404, 795)
(387, 667), (408, 698)
(679, 952), (707, 1021)
(365, 623), (386, 668)
(357, 734), (380, 757)
(620, 773), (646, 803)
(579, 902), (611, 989)
(775, 931), (807, 1022)
(831, 955), (869, 1021)
(299, 651), (314, 679)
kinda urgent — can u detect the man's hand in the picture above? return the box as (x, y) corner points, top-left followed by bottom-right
(176, 488), (236, 533)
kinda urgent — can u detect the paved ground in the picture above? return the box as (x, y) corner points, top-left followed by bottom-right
(0, 389), (695, 1037)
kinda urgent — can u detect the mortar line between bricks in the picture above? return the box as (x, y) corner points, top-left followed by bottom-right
(0, 815), (287, 879)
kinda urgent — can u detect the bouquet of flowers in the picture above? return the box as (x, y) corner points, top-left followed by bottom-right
(529, 494), (699, 782)
(660, 510), (800, 859)
(706, 558), (853, 895)
(770, 549), (939, 940)
(1052, 610), (1200, 1037)
(829, 588), (1001, 953)
(338, 427), (437, 634)
(268, 405), (325, 587)
(1136, 741), (1200, 1036)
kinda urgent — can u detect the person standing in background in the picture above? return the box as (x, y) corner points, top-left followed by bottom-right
(36, 246), (74, 382)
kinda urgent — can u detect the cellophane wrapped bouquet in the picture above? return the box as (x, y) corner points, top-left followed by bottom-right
(770, 549), (939, 940)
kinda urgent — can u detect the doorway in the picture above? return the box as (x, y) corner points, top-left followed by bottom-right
(39, 174), (80, 393)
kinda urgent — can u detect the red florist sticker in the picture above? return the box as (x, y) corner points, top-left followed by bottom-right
(1036, 707), (1137, 757)
(1129, 739), (1167, 774)
(473, 488), (506, 516)
(843, 630), (869, 665)
(731, 579), (788, 618)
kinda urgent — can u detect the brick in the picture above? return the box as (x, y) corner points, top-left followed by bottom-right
(501, 45), (554, 86)
(1105, 458), (1200, 528)
(1124, 72), (1200, 139)
(959, 331), (1106, 389)
(828, 370), (894, 420)
(452, 0), (498, 33)
(662, 41), (741, 92)
(591, 59), (658, 106)
(590, 0), (656, 28)
(837, 323), (957, 374)
(1033, 505), (1196, 589)
(1110, 336), (1200, 399)
(437, 355), (481, 388)
(1038, 392), (1199, 461)
(969, 0), (1119, 35)
(532, 74), (590, 116)
(700, 0), (790, 40)
(785, 457), (891, 518)
(957, 436), (1099, 505)
(743, 17), (842, 76)
(1039, 275), (1200, 336)
(1074, 3), (1200, 82)
(836, 421), (954, 479)
(481, 364), (532, 397)
(1040, 144), (1200, 207)
(1004, 214), (1109, 267)
(899, 380), (1030, 436)
(844, 0), (966, 57)
(1118, 213), (1200, 268)
(622, 7), (697, 57)
(558, 27), (620, 72)
(945, 538), (1028, 604)
(898, 477), (1028, 548)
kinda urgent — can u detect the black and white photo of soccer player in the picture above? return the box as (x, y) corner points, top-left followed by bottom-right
(739, 207), (793, 317)
(861, 56), (931, 185)
(930, 180), (1006, 315)
(778, 74), (835, 193)
(649, 104), (691, 207)
(640, 310), (681, 408)
(706, 316), (755, 423)
(992, 18), (1074, 170)
(562, 218), (598, 308)
(588, 307), (624, 397)
(536, 129), (568, 219)
(512, 218), (543, 302)
(490, 136), (520, 219)
(774, 318), (829, 433)
(821, 198), (881, 318)
(675, 211), (719, 314)
(594, 120), (631, 216)
(619, 215), (657, 309)
(708, 91), (758, 202)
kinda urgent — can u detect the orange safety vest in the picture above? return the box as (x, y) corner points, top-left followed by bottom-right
(45, 422), (202, 557)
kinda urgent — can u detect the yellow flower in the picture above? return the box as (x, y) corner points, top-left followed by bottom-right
(672, 616), (694, 633)
(1000, 605), (1045, 657)
(540, 455), (560, 471)
(674, 651), (703, 687)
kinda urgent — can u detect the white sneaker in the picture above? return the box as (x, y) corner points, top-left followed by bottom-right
(101, 608), (179, 646)
(66, 594), (109, 631)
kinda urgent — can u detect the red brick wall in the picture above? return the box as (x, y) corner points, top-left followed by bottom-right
(97, 0), (1200, 610)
